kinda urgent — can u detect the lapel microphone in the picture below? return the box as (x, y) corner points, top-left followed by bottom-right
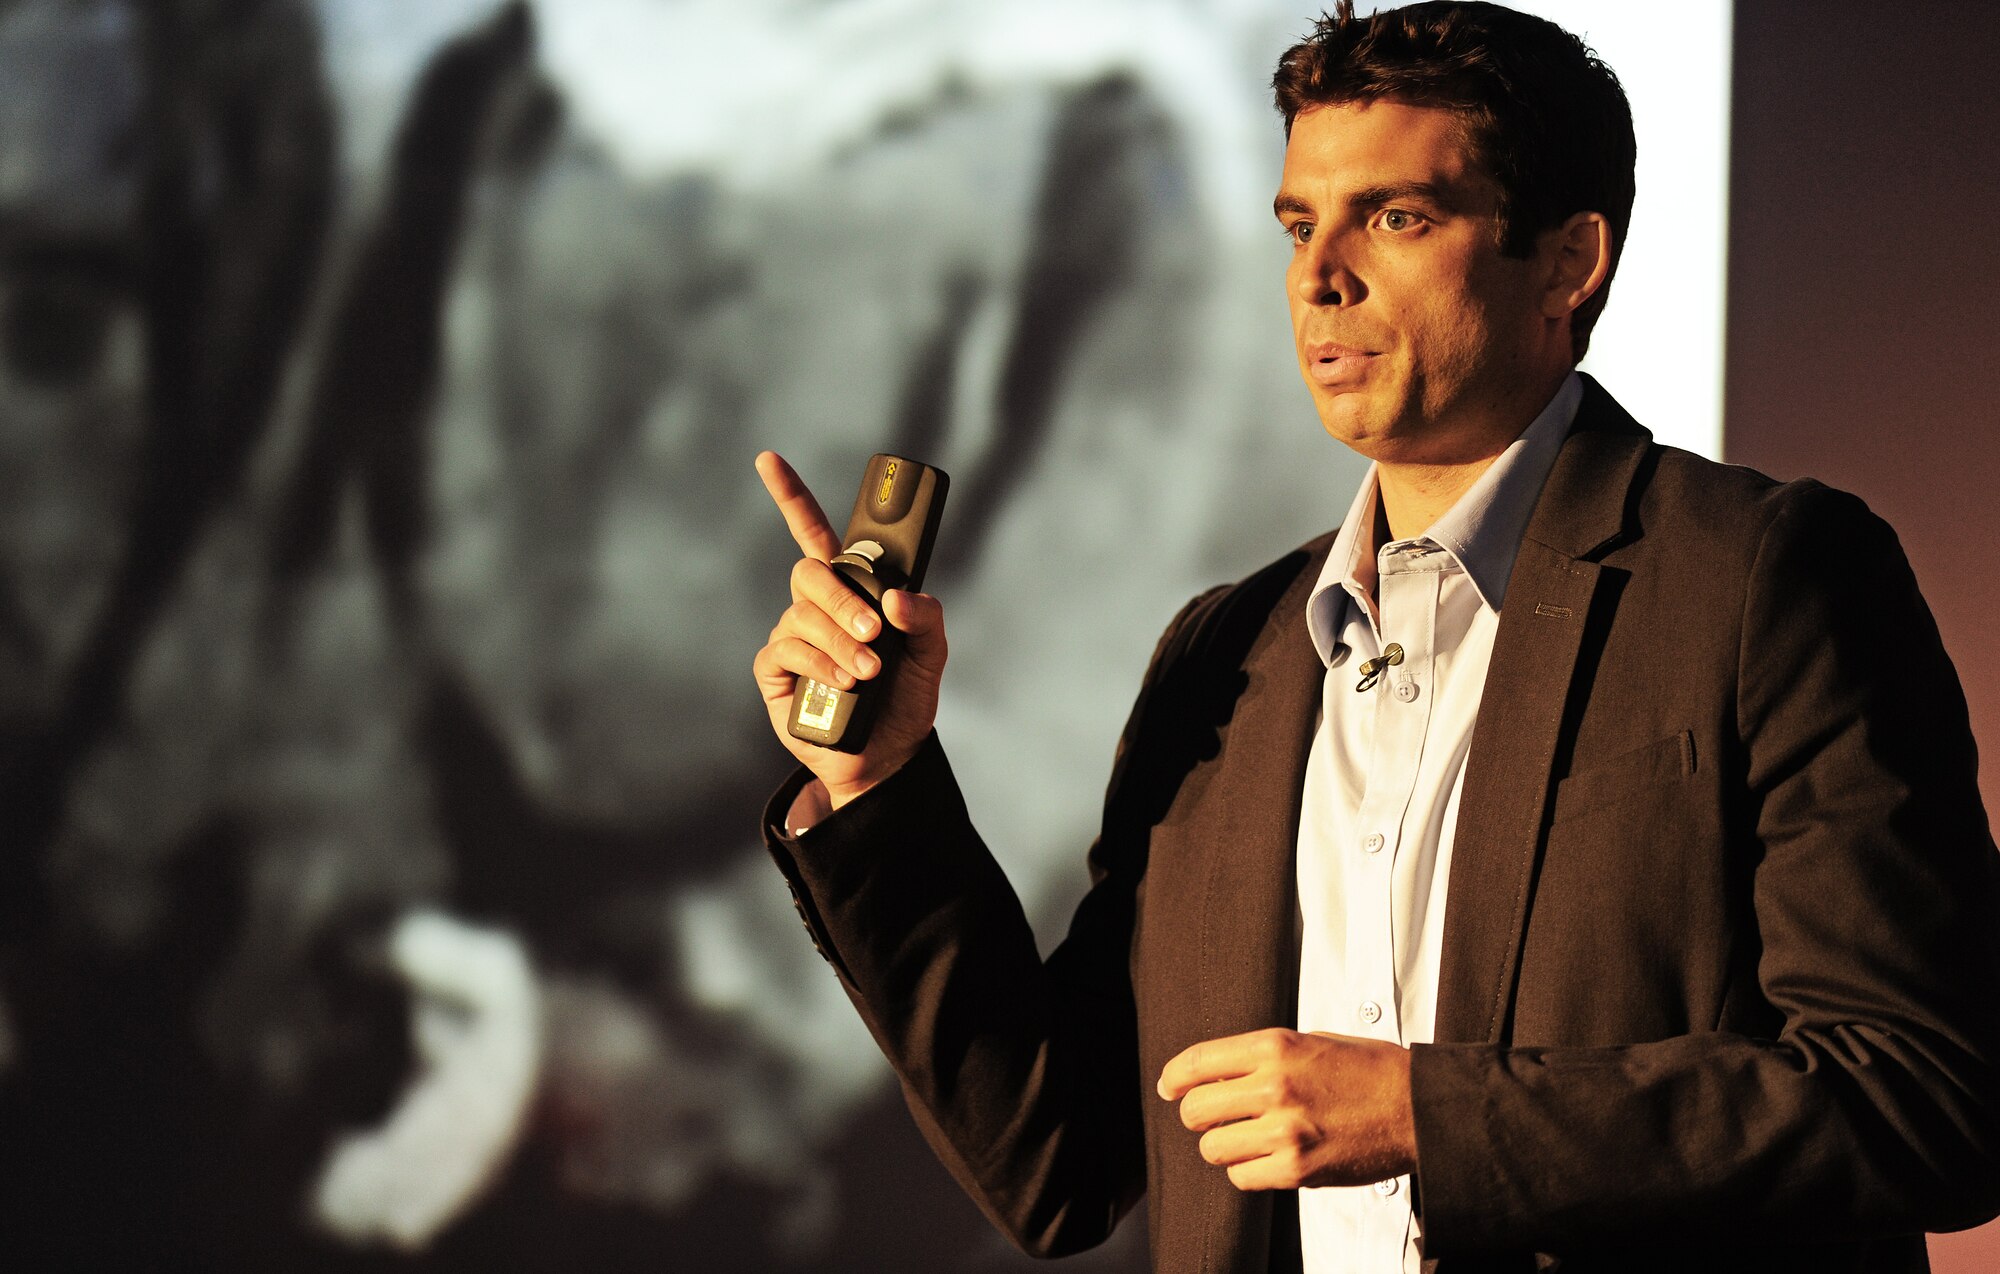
(1354, 642), (1404, 692)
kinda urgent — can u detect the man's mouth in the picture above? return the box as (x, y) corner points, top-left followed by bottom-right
(1307, 342), (1376, 387)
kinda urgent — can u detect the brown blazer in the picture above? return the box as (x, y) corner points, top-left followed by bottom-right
(764, 378), (2000, 1272)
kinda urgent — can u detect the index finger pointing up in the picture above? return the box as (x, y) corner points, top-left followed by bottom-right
(756, 450), (843, 562)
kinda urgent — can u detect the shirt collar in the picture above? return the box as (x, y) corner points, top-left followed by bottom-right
(1306, 370), (1583, 667)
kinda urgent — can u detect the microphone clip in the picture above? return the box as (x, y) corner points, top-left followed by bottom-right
(1354, 642), (1404, 693)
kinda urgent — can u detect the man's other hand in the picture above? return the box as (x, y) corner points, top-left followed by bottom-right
(750, 451), (948, 813)
(1157, 1028), (1417, 1191)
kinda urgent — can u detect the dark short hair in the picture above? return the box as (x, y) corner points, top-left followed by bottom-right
(1272, 1), (1636, 360)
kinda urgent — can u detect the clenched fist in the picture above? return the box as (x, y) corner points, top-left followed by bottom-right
(1157, 1027), (1417, 1191)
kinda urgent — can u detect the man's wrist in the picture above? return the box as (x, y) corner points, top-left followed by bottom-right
(783, 778), (835, 836)
(785, 742), (928, 832)
(824, 775), (882, 813)
(773, 733), (946, 843)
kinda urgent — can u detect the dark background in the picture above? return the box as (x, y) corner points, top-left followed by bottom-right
(1726, 5), (2000, 1267)
(0, 0), (1994, 1269)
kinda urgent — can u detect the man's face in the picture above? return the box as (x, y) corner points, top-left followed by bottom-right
(1276, 99), (1556, 463)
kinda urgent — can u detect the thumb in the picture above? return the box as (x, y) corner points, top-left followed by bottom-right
(883, 589), (947, 661)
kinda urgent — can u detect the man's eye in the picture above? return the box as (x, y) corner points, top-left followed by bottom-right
(1379, 209), (1421, 232)
(1284, 221), (1314, 245)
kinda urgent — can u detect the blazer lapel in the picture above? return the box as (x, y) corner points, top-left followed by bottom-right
(1193, 541), (1327, 1043)
(1433, 378), (1652, 1045)
(1153, 540), (1322, 1274)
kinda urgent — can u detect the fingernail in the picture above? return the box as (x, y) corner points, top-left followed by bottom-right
(856, 649), (881, 677)
(852, 612), (877, 637)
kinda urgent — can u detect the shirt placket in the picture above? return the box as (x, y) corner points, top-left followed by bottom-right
(1345, 542), (1441, 1256)
(1346, 545), (1441, 1039)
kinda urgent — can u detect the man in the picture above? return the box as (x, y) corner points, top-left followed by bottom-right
(750, 4), (2000, 1270)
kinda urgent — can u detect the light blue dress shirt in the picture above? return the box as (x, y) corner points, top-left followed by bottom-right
(1295, 371), (1581, 1274)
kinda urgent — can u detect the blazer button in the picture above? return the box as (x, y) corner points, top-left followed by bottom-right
(784, 883), (829, 959)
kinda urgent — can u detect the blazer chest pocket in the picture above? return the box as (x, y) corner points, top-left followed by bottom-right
(1549, 729), (1695, 825)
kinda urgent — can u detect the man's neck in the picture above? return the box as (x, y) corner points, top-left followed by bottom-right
(1374, 369), (1572, 540)
(1376, 457), (1499, 542)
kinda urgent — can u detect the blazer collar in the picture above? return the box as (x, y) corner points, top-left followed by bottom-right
(1521, 372), (1652, 560)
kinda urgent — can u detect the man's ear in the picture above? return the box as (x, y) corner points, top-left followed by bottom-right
(1541, 211), (1613, 320)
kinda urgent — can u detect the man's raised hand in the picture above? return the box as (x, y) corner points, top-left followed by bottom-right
(751, 451), (948, 811)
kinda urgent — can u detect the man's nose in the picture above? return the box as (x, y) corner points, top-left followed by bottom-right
(1294, 236), (1358, 308)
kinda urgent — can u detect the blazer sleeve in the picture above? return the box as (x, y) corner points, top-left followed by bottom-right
(1409, 483), (2000, 1255)
(760, 587), (1225, 1258)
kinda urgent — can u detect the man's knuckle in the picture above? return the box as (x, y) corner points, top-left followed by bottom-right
(1280, 1119), (1309, 1154)
(1277, 1146), (1306, 1180)
(774, 636), (811, 667)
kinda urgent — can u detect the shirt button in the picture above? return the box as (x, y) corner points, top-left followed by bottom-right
(1394, 680), (1419, 702)
(1375, 1177), (1400, 1197)
(1358, 1000), (1382, 1025)
(1363, 833), (1385, 854)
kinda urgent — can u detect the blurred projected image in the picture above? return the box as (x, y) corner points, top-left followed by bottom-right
(0, 0), (1725, 1270)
